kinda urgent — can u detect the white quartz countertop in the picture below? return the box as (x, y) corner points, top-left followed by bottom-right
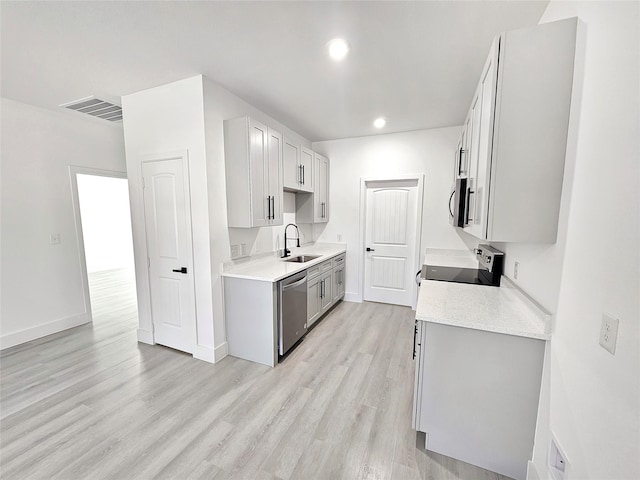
(416, 277), (551, 340)
(221, 243), (346, 282)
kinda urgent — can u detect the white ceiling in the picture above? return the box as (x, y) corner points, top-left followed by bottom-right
(1, 1), (549, 141)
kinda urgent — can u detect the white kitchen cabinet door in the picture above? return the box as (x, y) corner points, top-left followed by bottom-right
(283, 139), (300, 191)
(299, 146), (314, 193)
(267, 127), (283, 225)
(464, 38), (498, 239)
(307, 275), (322, 327)
(295, 151), (329, 223)
(332, 265), (344, 302)
(224, 117), (283, 228)
(314, 153), (329, 223)
(413, 321), (545, 480)
(283, 142), (313, 193)
(320, 270), (332, 313)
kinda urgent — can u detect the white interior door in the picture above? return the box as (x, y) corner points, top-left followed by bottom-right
(142, 155), (196, 354)
(364, 179), (419, 306)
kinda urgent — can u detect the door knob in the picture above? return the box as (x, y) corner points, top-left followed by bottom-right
(366, 247), (375, 252)
(172, 267), (188, 274)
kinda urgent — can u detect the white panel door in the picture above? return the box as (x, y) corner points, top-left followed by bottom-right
(364, 180), (419, 306)
(142, 155), (196, 354)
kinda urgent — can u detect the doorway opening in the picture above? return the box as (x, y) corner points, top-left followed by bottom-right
(70, 167), (138, 331)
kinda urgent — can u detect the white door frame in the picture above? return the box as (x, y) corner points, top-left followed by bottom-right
(358, 174), (425, 308)
(68, 166), (129, 323)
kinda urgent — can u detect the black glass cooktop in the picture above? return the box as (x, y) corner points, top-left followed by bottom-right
(422, 265), (498, 287)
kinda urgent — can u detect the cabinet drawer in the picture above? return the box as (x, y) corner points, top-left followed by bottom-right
(333, 254), (345, 266)
(307, 264), (321, 280)
(320, 260), (333, 272)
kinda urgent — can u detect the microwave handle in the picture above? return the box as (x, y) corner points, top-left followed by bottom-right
(448, 190), (455, 217)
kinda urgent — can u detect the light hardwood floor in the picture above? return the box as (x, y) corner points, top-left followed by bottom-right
(1, 269), (512, 480)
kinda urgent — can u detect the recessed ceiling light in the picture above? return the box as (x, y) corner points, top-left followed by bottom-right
(327, 38), (350, 61)
(374, 117), (386, 129)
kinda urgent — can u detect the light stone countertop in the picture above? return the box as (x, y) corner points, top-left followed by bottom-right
(416, 276), (551, 340)
(221, 243), (346, 282)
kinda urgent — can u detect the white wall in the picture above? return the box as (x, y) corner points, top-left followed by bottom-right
(312, 127), (469, 301)
(121, 76), (216, 362)
(76, 174), (134, 273)
(497, 3), (640, 479)
(0, 98), (126, 349)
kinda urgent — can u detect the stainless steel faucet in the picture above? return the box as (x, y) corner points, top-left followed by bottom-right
(282, 223), (300, 258)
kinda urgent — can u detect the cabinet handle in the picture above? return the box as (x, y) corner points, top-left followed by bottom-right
(267, 195), (271, 220)
(320, 279), (324, 298)
(458, 147), (467, 176)
(299, 165), (303, 184)
(412, 321), (418, 359)
(302, 165), (305, 185)
(271, 196), (275, 220)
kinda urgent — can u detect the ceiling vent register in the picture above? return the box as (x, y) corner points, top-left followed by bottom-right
(59, 96), (122, 122)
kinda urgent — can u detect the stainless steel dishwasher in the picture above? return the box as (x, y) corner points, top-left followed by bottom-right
(278, 271), (308, 357)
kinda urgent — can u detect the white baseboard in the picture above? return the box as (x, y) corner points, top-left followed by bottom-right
(136, 328), (155, 345)
(344, 292), (362, 303)
(193, 344), (215, 363)
(214, 342), (228, 362)
(0, 312), (90, 350)
(193, 342), (228, 364)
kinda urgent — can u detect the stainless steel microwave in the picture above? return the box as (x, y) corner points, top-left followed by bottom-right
(449, 177), (467, 227)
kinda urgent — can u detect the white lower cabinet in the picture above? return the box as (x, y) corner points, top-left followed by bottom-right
(332, 254), (345, 302)
(412, 320), (545, 480)
(307, 274), (322, 327)
(319, 270), (332, 313)
(307, 254), (345, 327)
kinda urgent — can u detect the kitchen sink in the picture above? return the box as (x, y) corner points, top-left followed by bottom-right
(284, 255), (320, 263)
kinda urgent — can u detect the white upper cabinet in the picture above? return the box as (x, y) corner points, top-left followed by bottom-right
(283, 140), (313, 193)
(458, 18), (578, 243)
(224, 117), (283, 228)
(315, 153), (329, 223)
(296, 151), (330, 223)
(299, 147), (314, 193)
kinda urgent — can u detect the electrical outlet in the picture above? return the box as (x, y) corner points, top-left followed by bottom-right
(599, 313), (619, 355)
(549, 436), (568, 480)
(230, 244), (239, 258)
(514, 261), (519, 280)
(337, 234), (342, 242)
(50, 233), (60, 245)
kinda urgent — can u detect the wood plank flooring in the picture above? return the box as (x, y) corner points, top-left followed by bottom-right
(1, 269), (512, 479)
